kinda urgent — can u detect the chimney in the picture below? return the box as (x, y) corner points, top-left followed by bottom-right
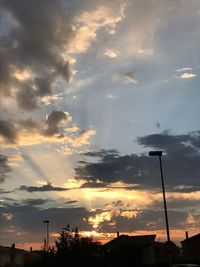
(117, 231), (120, 238)
(185, 231), (189, 240)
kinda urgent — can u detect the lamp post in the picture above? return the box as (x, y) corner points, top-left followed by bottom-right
(149, 151), (170, 242)
(43, 220), (49, 250)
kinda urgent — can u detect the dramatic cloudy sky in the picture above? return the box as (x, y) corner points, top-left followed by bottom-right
(0, 0), (200, 249)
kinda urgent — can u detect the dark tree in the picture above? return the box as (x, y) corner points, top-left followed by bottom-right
(23, 225), (103, 267)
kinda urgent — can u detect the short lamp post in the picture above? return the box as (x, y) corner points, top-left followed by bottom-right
(43, 220), (50, 250)
(149, 151), (170, 242)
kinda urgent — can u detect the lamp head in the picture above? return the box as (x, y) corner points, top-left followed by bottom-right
(149, 151), (162, 157)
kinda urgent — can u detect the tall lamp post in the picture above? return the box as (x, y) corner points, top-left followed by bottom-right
(149, 151), (170, 242)
(43, 220), (50, 250)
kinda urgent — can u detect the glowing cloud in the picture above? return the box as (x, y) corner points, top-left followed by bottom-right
(3, 212), (13, 221)
(68, 5), (126, 54)
(178, 73), (197, 79)
(104, 49), (119, 58)
(0, 111), (96, 153)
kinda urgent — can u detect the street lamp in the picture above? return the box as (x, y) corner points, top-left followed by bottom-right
(149, 151), (170, 242)
(43, 220), (50, 250)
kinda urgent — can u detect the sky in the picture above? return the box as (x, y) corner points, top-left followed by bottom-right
(0, 0), (200, 250)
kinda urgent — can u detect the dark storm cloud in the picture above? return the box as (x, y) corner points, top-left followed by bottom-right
(100, 209), (188, 233)
(150, 197), (200, 211)
(170, 185), (200, 193)
(16, 82), (39, 111)
(0, 154), (11, 183)
(75, 152), (158, 187)
(0, 203), (92, 244)
(0, 119), (17, 143)
(75, 131), (200, 190)
(0, 189), (13, 194)
(82, 149), (119, 159)
(65, 200), (78, 204)
(18, 182), (69, 192)
(156, 122), (160, 129)
(81, 181), (108, 188)
(23, 198), (49, 206)
(44, 110), (71, 136)
(1, 0), (73, 111)
(80, 181), (137, 190)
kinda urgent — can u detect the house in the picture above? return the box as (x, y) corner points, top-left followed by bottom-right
(181, 233), (200, 259)
(0, 245), (40, 267)
(104, 234), (156, 266)
(154, 240), (180, 264)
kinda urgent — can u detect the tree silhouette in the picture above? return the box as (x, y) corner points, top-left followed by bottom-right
(23, 225), (103, 267)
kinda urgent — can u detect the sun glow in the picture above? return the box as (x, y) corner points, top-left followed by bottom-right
(13, 69), (33, 81)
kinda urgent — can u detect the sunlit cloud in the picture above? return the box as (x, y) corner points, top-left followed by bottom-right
(104, 49), (119, 58)
(0, 112), (96, 154)
(12, 69), (33, 81)
(3, 212), (13, 221)
(88, 200), (141, 231)
(178, 73), (197, 79)
(68, 5), (126, 54)
(89, 210), (112, 230)
(40, 94), (63, 106)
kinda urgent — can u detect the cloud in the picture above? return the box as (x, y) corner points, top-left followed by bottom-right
(19, 118), (42, 132)
(0, 202), (92, 244)
(150, 197), (200, 211)
(23, 199), (49, 206)
(156, 122), (161, 129)
(81, 181), (108, 189)
(75, 130), (200, 190)
(106, 94), (116, 99)
(40, 94), (63, 106)
(104, 49), (119, 58)
(18, 181), (69, 192)
(82, 149), (119, 158)
(0, 120), (17, 143)
(65, 200), (78, 204)
(0, 154), (11, 183)
(178, 73), (197, 79)
(113, 72), (138, 84)
(0, 0), (126, 112)
(44, 110), (71, 136)
(176, 67), (193, 72)
(171, 185), (200, 193)
(0, 189), (13, 194)
(1, 0), (73, 111)
(1, 192), (200, 245)
(0, 111), (96, 151)
(68, 5), (125, 54)
(88, 199), (191, 233)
